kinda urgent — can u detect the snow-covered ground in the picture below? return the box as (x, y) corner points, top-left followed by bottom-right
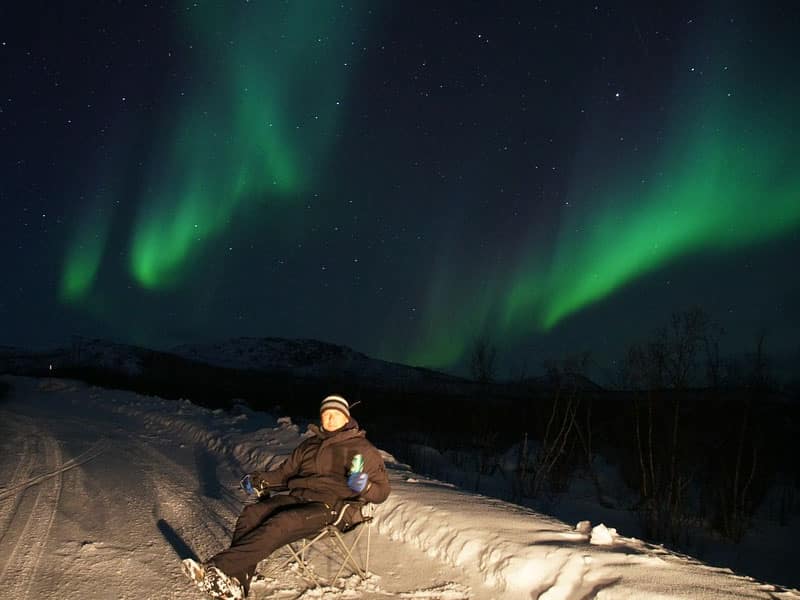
(1, 375), (798, 600)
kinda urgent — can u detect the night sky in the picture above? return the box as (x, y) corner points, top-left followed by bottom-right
(2, 1), (798, 379)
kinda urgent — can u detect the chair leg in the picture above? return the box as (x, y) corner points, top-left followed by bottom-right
(328, 525), (371, 583)
(262, 531), (328, 586)
(365, 519), (371, 574)
(291, 530), (330, 586)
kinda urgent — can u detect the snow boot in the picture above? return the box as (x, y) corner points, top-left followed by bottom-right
(182, 558), (245, 600)
(182, 558), (207, 590)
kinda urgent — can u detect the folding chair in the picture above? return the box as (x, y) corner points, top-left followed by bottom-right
(264, 502), (375, 587)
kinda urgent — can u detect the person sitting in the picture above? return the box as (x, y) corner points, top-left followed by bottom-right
(182, 394), (391, 599)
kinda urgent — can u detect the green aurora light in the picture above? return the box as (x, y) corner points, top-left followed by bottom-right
(503, 100), (800, 335)
(129, 2), (366, 288)
(62, 2), (368, 296)
(60, 209), (111, 303)
(407, 50), (799, 369)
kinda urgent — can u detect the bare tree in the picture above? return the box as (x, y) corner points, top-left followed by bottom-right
(714, 331), (771, 541)
(469, 336), (497, 383)
(471, 416), (501, 492)
(702, 320), (726, 388)
(518, 353), (589, 498)
(623, 307), (716, 544)
(746, 330), (773, 390)
(660, 306), (709, 389)
(715, 397), (758, 542)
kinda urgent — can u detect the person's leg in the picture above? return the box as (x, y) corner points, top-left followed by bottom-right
(210, 501), (335, 593)
(230, 495), (301, 543)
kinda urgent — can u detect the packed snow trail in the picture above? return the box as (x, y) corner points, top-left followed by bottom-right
(0, 375), (798, 600)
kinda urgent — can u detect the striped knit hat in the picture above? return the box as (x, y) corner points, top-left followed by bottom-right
(320, 394), (350, 418)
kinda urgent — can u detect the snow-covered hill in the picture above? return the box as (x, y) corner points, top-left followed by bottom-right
(0, 339), (148, 378)
(0, 337), (488, 397)
(0, 337), (609, 405)
(171, 337), (470, 390)
(1, 375), (798, 599)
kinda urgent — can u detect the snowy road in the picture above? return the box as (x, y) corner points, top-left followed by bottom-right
(1, 375), (798, 600)
(0, 378), (482, 599)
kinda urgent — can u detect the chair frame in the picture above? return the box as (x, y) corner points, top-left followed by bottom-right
(266, 503), (374, 587)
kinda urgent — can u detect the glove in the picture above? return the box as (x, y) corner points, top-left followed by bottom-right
(240, 472), (269, 497)
(347, 471), (369, 494)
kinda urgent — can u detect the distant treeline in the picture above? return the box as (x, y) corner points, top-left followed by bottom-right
(377, 384), (799, 544)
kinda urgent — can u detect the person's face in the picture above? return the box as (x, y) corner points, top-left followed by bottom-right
(321, 409), (348, 432)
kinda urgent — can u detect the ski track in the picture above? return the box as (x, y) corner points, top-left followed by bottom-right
(0, 417), (64, 600)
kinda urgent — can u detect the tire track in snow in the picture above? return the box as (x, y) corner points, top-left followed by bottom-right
(0, 437), (110, 501)
(0, 414), (36, 542)
(0, 424), (64, 600)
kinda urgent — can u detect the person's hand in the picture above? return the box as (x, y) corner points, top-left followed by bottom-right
(241, 472), (269, 497)
(347, 471), (369, 494)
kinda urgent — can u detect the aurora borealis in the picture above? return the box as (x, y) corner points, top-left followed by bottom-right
(127, 2), (368, 289)
(502, 71), (800, 334)
(2, 2), (798, 378)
